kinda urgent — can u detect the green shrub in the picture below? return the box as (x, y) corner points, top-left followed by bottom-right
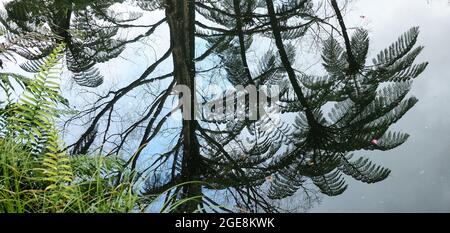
(0, 44), (140, 213)
(0, 139), (140, 213)
(1, 42), (199, 213)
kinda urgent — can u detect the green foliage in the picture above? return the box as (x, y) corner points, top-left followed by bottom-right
(41, 130), (75, 205)
(0, 139), (45, 212)
(1, 0), (429, 213)
(0, 138), (140, 213)
(0, 44), (140, 213)
(7, 44), (65, 154)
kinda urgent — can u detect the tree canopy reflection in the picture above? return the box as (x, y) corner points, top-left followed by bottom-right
(0, 0), (428, 212)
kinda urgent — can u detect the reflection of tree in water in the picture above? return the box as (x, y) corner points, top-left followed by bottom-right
(1, 0), (152, 87)
(267, 26), (428, 198)
(0, 0), (428, 212)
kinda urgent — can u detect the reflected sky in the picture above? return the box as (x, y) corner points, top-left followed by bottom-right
(1, 0), (449, 212)
(313, 0), (450, 212)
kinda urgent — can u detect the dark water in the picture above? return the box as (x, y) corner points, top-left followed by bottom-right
(1, 0), (449, 212)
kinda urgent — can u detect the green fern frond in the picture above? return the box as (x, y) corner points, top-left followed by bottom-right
(41, 129), (74, 202)
(9, 44), (65, 154)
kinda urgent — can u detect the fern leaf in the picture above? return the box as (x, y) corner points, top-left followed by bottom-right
(372, 27), (420, 67)
(351, 28), (369, 66)
(312, 170), (347, 196)
(322, 37), (347, 78)
(339, 154), (391, 183)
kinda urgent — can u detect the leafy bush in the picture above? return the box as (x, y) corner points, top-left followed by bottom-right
(0, 44), (140, 213)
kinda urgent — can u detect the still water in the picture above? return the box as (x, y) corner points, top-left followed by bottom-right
(0, 0), (449, 212)
(313, 0), (450, 212)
